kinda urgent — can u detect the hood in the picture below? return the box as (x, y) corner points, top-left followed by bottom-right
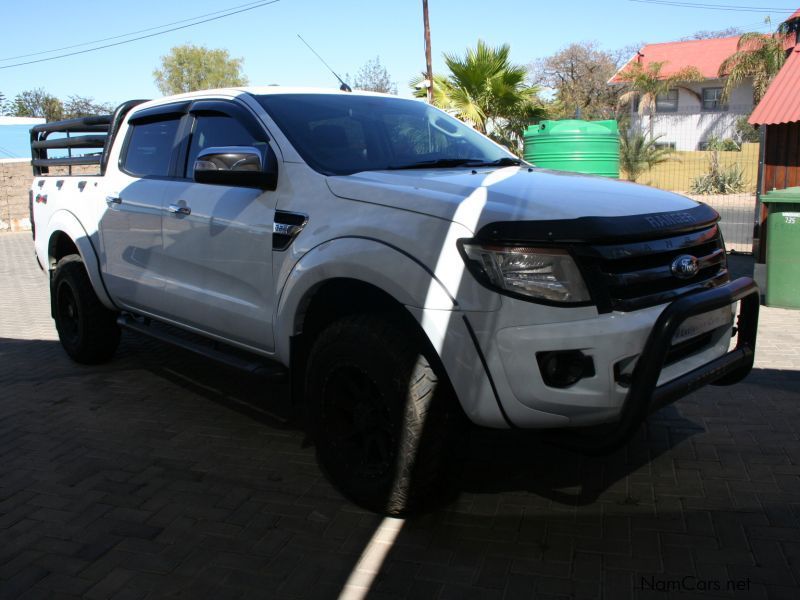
(326, 166), (702, 237)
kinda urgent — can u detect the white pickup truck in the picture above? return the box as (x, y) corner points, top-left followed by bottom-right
(30, 87), (759, 514)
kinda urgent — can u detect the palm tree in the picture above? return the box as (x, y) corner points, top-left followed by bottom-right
(617, 61), (703, 138)
(718, 32), (789, 104)
(410, 40), (544, 152)
(619, 129), (675, 183)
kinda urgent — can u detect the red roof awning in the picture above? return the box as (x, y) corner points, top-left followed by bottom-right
(749, 46), (800, 125)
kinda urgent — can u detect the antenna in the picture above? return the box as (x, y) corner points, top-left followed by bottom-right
(297, 34), (352, 92)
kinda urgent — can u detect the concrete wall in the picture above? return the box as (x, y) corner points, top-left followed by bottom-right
(0, 160), (98, 232)
(0, 159), (33, 232)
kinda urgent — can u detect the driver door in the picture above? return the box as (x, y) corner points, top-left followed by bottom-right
(157, 101), (278, 352)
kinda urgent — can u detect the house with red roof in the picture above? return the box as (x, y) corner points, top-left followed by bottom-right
(610, 36), (755, 150)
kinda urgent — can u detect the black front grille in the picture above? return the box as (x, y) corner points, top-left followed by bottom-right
(573, 224), (729, 313)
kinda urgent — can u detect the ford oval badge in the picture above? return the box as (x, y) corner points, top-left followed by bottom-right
(671, 254), (700, 279)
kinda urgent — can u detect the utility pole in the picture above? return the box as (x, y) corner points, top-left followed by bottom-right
(423, 0), (433, 104)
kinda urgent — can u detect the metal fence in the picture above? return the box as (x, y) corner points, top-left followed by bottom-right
(625, 105), (758, 254)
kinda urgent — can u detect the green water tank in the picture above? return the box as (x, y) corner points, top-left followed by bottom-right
(524, 119), (620, 178)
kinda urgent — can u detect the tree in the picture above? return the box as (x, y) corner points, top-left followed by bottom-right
(12, 88), (64, 122)
(153, 44), (247, 95)
(619, 129), (675, 182)
(718, 32), (788, 104)
(617, 61), (703, 137)
(681, 26), (742, 41)
(410, 40), (545, 153)
(350, 56), (397, 94)
(778, 12), (800, 38)
(63, 95), (115, 118)
(533, 41), (623, 120)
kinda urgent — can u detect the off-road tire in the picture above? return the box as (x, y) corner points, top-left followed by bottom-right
(52, 254), (120, 364)
(307, 314), (455, 516)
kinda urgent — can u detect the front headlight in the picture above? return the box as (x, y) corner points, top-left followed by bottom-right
(461, 243), (591, 304)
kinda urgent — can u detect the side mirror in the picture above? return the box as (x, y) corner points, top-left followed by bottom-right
(193, 145), (277, 190)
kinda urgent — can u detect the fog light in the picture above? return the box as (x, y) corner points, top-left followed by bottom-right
(537, 350), (595, 388)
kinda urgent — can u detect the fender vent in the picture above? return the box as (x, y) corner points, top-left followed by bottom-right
(273, 211), (307, 251)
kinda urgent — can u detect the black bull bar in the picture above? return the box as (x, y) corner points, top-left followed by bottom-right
(559, 277), (760, 454)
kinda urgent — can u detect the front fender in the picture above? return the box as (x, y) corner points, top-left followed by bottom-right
(273, 237), (456, 363)
(42, 210), (115, 311)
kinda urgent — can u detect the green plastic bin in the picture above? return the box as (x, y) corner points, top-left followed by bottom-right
(761, 186), (800, 309)
(523, 119), (619, 178)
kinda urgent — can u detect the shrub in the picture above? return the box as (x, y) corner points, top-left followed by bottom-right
(690, 164), (747, 194)
(734, 116), (759, 144)
(619, 129), (675, 182)
(704, 136), (740, 152)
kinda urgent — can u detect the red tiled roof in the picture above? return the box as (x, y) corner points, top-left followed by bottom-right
(749, 45), (800, 125)
(609, 36), (741, 83)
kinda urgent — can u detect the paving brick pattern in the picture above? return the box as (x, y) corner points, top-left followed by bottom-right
(1, 231), (799, 599)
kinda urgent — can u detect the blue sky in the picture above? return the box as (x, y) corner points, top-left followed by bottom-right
(0, 0), (794, 106)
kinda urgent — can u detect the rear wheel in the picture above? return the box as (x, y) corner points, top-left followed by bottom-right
(306, 314), (455, 516)
(52, 255), (120, 364)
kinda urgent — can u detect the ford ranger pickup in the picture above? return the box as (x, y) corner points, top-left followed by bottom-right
(29, 88), (760, 514)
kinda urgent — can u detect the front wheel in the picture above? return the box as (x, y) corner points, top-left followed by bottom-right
(306, 314), (456, 516)
(52, 254), (120, 364)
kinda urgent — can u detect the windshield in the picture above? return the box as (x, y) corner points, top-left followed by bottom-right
(252, 93), (515, 176)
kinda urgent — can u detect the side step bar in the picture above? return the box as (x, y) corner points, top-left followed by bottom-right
(117, 314), (287, 381)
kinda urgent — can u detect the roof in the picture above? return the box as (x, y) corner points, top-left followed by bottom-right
(609, 36), (741, 83)
(749, 45), (800, 125)
(132, 86), (400, 112)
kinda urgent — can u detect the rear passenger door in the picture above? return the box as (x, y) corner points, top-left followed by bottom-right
(100, 105), (185, 314)
(157, 100), (278, 352)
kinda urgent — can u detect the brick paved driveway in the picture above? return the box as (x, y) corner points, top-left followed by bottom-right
(1, 232), (800, 599)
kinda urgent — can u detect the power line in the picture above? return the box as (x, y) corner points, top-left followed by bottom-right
(629, 0), (795, 12)
(0, 0), (280, 70)
(0, 0), (269, 63)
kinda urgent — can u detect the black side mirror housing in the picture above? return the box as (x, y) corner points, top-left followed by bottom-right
(193, 145), (278, 190)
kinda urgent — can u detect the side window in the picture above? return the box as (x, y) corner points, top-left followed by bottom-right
(122, 119), (181, 177)
(186, 114), (260, 178)
(702, 87), (726, 111)
(655, 89), (678, 113)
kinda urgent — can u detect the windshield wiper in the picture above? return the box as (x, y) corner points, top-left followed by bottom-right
(386, 158), (486, 170)
(385, 156), (525, 170)
(465, 157), (525, 167)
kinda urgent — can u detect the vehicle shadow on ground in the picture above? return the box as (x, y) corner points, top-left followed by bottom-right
(3, 335), (797, 598)
(0, 334), (725, 508)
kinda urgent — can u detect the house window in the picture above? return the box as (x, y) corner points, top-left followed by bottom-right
(702, 87), (727, 111)
(655, 89), (678, 113)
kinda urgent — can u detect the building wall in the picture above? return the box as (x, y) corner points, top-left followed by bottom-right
(754, 121), (800, 261)
(0, 159), (34, 231)
(763, 122), (800, 191)
(1, 160), (97, 232)
(630, 78), (755, 151)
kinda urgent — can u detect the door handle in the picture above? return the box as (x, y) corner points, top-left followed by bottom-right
(168, 204), (191, 216)
(105, 195), (122, 204)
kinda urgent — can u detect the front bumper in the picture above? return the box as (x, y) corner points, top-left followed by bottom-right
(459, 277), (758, 431)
